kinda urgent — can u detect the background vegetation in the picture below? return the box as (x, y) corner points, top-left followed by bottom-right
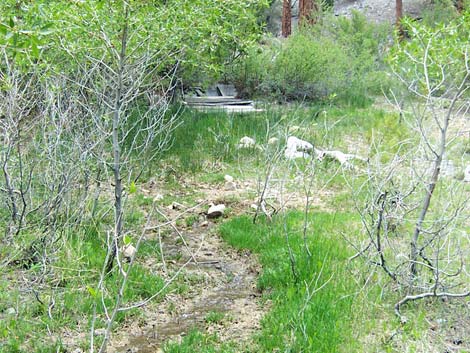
(0, 1), (469, 352)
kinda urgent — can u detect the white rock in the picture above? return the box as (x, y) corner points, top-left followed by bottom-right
(122, 244), (136, 259)
(287, 136), (313, 152)
(464, 165), (470, 182)
(94, 328), (107, 336)
(288, 125), (301, 133)
(284, 136), (313, 159)
(5, 307), (16, 315)
(441, 160), (455, 178)
(237, 136), (256, 148)
(250, 203), (259, 211)
(200, 220), (209, 227)
(153, 194), (164, 202)
(314, 148), (326, 161)
(207, 204), (226, 219)
(321, 150), (367, 167)
(285, 149), (310, 159)
(224, 181), (237, 191)
(171, 201), (184, 210)
(268, 137), (279, 145)
(224, 174), (234, 183)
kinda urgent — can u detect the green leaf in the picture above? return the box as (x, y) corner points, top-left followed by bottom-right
(87, 286), (97, 298)
(129, 181), (137, 194)
(30, 40), (39, 57)
(123, 235), (132, 246)
(0, 23), (7, 35)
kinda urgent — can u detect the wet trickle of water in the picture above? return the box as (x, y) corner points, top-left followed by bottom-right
(117, 275), (256, 352)
(113, 227), (261, 353)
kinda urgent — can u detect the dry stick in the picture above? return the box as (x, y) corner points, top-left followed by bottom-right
(145, 201), (206, 231)
(155, 207), (199, 265)
(410, 71), (469, 277)
(104, 7), (128, 274)
(97, 202), (155, 353)
(2, 144), (18, 224)
(395, 290), (470, 320)
(89, 230), (113, 353)
(158, 222), (167, 274)
(278, 171), (299, 283)
(302, 159), (315, 258)
(374, 192), (397, 281)
(254, 154), (276, 224)
(118, 232), (205, 312)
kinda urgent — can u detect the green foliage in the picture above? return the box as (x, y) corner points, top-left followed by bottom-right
(204, 311), (226, 324)
(230, 12), (390, 105)
(164, 330), (236, 353)
(0, 0), (267, 83)
(420, 0), (459, 26)
(0, 1), (54, 65)
(388, 11), (470, 97)
(219, 212), (362, 352)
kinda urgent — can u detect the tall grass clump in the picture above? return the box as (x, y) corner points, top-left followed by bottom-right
(159, 107), (293, 172)
(220, 211), (363, 352)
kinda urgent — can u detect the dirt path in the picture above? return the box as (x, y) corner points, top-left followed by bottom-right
(104, 160), (338, 353)
(107, 180), (266, 352)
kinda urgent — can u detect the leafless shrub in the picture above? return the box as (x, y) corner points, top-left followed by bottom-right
(348, 39), (470, 320)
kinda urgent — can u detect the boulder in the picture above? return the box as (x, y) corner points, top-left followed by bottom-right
(224, 174), (234, 183)
(207, 204), (226, 219)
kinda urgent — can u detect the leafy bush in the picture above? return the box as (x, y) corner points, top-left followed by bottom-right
(229, 12), (390, 106)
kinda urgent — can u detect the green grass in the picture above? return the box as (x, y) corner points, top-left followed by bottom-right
(156, 104), (404, 176)
(204, 311), (226, 324)
(165, 211), (370, 352)
(164, 330), (237, 353)
(220, 212), (362, 352)
(0, 219), (169, 353)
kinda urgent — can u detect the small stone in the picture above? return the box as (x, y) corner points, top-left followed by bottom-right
(250, 204), (258, 211)
(171, 202), (184, 210)
(122, 244), (136, 259)
(288, 125), (301, 133)
(224, 174), (234, 183)
(207, 204), (226, 219)
(153, 194), (164, 202)
(237, 136), (256, 148)
(94, 328), (107, 336)
(71, 349), (84, 353)
(200, 220), (209, 227)
(268, 137), (279, 145)
(224, 181), (237, 191)
(5, 307), (16, 315)
(441, 160), (455, 177)
(464, 165), (470, 182)
(452, 338), (463, 345)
